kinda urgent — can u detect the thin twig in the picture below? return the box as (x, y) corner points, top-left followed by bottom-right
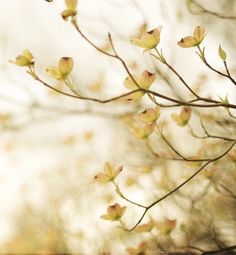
(126, 141), (236, 231)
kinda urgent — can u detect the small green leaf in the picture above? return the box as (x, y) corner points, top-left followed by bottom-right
(218, 45), (227, 61)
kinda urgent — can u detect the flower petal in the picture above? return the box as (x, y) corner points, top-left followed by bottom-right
(130, 38), (145, 48)
(177, 36), (198, 48)
(141, 27), (162, 49)
(58, 57), (74, 76)
(193, 25), (206, 43)
(94, 173), (112, 183)
(124, 75), (139, 90)
(61, 9), (77, 20)
(46, 67), (63, 80)
(140, 70), (156, 89)
(22, 49), (33, 61)
(138, 107), (160, 124)
(65, 0), (77, 10)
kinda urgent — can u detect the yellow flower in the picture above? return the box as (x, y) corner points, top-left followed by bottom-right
(65, 0), (77, 9)
(13, 49), (34, 67)
(94, 162), (123, 183)
(171, 107), (192, 126)
(131, 27), (162, 51)
(46, 57), (74, 80)
(101, 203), (126, 221)
(123, 70), (156, 101)
(131, 123), (155, 139)
(135, 218), (155, 233)
(61, 0), (77, 20)
(155, 219), (176, 235)
(137, 107), (160, 124)
(127, 242), (150, 255)
(178, 25), (206, 48)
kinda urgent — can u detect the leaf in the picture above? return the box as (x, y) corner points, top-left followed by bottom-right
(218, 45), (227, 61)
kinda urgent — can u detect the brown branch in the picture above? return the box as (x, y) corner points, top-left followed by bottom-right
(156, 127), (212, 162)
(198, 117), (236, 142)
(197, 46), (236, 87)
(187, 113), (236, 142)
(67, 18), (236, 110)
(151, 50), (236, 108)
(146, 138), (208, 162)
(113, 181), (146, 208)
(187, 0), (236, 20)
(126, 141), (236, 231)
(202, 245), (236, 254)
(71, 20), (116, 58)
(35, 75), (236, 110)
(153, 49), (199, 98)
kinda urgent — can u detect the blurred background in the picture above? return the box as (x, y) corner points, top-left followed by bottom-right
(0, 0), (235, 253)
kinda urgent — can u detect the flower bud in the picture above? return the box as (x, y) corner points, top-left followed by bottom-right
(178, 25), (206, 48)
(138, 107), (160, 124)
(101, 203), (126, 221)
(218, 45), (227, 61)
(131, 27), (162, 51)
(171, 107), (192, 126)
(132, 123), (155, 139)
(46, 57), (74, 80)
(61, 0), (77, 20)
(59, 57), (74, 76)
(140, 70), (156, 89)
(65, 0), (77, 10)
(13, 49), (34, 67)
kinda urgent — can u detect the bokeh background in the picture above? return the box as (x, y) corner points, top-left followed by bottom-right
(0, 0), (235, 253)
